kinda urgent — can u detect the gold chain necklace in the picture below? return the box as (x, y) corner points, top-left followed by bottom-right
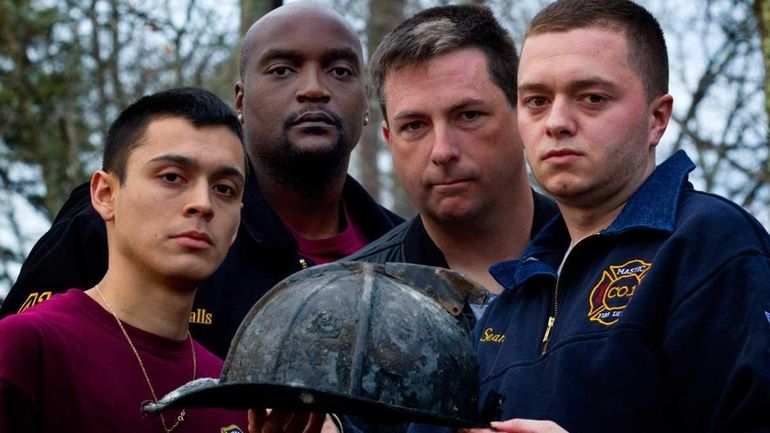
(94, 285), (196, 433)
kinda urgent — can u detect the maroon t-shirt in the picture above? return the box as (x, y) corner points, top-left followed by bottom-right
(289, 206), (370, 265)
(0, 289), (246, 433)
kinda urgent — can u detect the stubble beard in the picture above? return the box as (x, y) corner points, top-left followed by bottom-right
(254, 131), (351, 197)
(544, 121), (653, 209)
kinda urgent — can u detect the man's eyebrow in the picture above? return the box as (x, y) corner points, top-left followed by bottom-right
(392, 110), (426, 122)
(257, 47), (361, 67)
(322, 47), (361, 65)
(517, 82), (550, 94)
(149, 154), (245, 183)
(392, 98), (486, 122)
(214, 166), (246, 185)
(519, 77), (621, 94)
(149, 154), (197, 167)
(450, 98), (486, 112)
(567, 77), (621, 93)
(258, 48), (301, 64)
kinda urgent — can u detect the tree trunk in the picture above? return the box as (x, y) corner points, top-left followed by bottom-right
(753, 0), (770, 182)
(361, 0), (415, 217)
(241, 0), (282, 37)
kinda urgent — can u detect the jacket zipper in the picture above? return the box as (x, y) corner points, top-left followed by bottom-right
(540, 233), (597, 355)
(541, 276), (560, 355)
(298, 258), (309, 269)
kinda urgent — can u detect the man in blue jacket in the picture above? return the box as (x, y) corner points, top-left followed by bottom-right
(474, 0), (770, 432)
(0, 2), (401, 359)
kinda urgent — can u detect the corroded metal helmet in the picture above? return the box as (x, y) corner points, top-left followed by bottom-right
(143, 262), (487, 427)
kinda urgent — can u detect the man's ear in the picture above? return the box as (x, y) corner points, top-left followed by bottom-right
(91, 170), (118, 222)
(648, 93), (673, 148)
(382, 120), (392, 150)
(234, 81), (244, 113)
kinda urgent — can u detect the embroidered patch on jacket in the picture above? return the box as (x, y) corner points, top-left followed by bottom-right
(221, 425), (244, 433)
(18, 291), (53, 313)
(588, 259), (651, 326)
(765, 311), (770, 325)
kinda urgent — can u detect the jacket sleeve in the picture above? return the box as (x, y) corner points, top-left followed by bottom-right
(664, 253), (770, 433)
(0, 183), (107, 318)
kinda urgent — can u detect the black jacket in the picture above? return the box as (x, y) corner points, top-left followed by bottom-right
(1, 170), (402, 358)
(346, 190), (558, 266)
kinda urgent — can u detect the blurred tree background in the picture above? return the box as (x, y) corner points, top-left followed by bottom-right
(1, 0), (769, 301)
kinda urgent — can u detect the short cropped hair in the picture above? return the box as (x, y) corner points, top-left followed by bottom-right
(103, 87), (243, 182)
(526, 0), (668, 100)
(369, 4), (518, 119)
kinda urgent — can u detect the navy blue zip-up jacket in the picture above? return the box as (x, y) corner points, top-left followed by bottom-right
(475, 150), (770, 432)
(0, 169), (402, 359)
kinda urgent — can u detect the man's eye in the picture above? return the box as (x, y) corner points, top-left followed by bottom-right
(525, 97), (547, 108)
(460, 111), (481, 121)
(162, 173), (183, 183)
(268, 66), (293, 76)
(402, 121), (424, 132)
(213, 184), (236, 197)
(330, 67), (352, 77)
(584, 94), (606, 104)
(214, 182), (240, 197)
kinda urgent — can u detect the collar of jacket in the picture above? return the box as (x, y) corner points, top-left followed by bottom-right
(403, 217), (451, 267)
(239, 167), (399, 252)
(490, 150), (695, 290)
(403, 189), (558, 268)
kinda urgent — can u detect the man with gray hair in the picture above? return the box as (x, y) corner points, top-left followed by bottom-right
(347, 5), (557, 316)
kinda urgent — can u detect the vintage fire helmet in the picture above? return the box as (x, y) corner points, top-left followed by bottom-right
(143, 262), (488, 427)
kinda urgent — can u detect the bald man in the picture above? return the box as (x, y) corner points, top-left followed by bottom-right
(2, 2), (402, 359)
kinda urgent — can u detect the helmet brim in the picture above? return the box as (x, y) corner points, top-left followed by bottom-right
(142, 378), (480, 427)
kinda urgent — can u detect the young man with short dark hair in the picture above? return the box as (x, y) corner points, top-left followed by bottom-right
(0, 88), (248, 433)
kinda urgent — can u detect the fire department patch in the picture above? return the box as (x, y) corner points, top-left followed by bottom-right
(588, 259), (651, 326)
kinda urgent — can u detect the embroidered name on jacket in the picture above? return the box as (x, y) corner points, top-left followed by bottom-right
(479, 327), (505, 343)
(588, 259), (651, 326)
(189, 308), (213, 325)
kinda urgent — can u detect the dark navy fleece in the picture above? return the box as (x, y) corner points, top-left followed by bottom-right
(476, 150), (770, 433)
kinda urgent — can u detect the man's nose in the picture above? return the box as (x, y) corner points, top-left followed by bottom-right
(430, 122), (461, 165)
(296, 66), (331, 103)
(544, 97), (577, 139)
(183, 181), (215, 221)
